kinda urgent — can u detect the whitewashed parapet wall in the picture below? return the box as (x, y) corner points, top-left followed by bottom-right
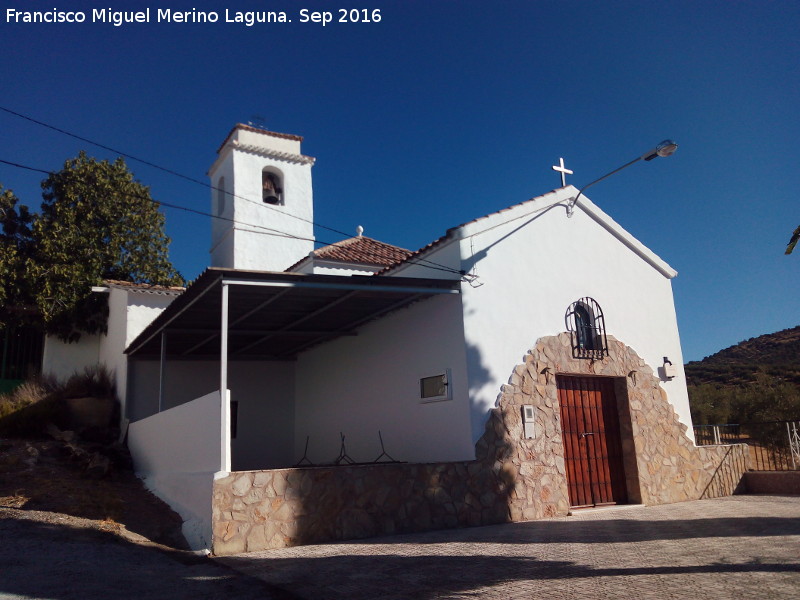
(128, 390), (230, 550)
(127, 359), (295, 471)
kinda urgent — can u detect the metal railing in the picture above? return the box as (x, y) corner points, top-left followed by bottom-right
(694, 420), (800, 471)
(1, 325), (44, 392)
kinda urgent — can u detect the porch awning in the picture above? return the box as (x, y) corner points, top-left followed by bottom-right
(125, 267), (461, 360)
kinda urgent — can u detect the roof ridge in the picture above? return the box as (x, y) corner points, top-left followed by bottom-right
(316, 235), (410, 253)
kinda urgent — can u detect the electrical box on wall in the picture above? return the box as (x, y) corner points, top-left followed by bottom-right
(522, 405), (535, 439)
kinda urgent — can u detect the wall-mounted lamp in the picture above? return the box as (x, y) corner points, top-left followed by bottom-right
(627, 370), (638, 385)
(661, 357), (678, 379)
(566, 139), (679, 217)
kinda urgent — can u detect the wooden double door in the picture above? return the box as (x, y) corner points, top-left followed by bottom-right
(558, 375), (628, 508)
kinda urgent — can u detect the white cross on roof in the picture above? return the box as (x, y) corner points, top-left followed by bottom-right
(552, 157), (573, 187)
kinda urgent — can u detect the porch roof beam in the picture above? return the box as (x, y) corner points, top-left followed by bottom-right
(277, 292), (426, 358)
(129, 353), (299, 362)
(220, 278), (460, 296)
(180, 287), (294, 356)
(166, 328), (359, 337)
(126, 274), (223, 356)
(233, 290), (360, 355)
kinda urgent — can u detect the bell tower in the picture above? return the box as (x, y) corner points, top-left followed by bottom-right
(207, 124), (315, 272)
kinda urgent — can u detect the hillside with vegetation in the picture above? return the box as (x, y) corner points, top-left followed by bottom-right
(686, 326), (800, 425)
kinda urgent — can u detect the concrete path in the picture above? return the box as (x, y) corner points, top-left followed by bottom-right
(219, 495), (800, 599)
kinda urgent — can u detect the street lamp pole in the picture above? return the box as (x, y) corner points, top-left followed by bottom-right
(566, 139), (678, 217)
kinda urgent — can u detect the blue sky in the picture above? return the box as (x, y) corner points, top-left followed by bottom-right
(0, 0), (797, 362)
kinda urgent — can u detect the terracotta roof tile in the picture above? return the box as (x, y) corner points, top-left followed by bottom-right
(310, 236), (412, 267)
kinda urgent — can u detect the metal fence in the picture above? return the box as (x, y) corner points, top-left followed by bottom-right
(0, 325), (44, 393)
(694, 420), (800, 471)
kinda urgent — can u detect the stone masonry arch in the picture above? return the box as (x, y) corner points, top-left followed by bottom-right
(475, 333), (748, 523)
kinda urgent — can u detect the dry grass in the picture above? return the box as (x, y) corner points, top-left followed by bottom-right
(0, 493), (30, 509)
(0, 376), (56, 419)
(0, 366), (116, 438)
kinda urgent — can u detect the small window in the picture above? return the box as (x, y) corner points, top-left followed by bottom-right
(574, 304), (595, 352)
(420, 369), (452, 403)
(262, 170), (283, 205)
(565, 297), (608, 359)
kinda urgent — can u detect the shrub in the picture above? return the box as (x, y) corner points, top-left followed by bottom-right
(62, 366), (116, 400)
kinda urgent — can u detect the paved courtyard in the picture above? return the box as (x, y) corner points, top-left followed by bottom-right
(219, 495), (800, 599)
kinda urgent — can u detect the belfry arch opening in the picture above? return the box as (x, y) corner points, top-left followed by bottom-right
(262, 168), (283, 205)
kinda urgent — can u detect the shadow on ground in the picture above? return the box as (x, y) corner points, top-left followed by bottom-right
(334, 513), (800, 545)
(0, 512), (297, 600)
(220, 497), (800, 600)
(223, 549), (798, 600)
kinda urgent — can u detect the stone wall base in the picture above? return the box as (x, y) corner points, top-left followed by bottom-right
(212, 461), (514, 555)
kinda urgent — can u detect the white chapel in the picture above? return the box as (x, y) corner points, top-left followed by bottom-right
(43, 124), (748, 554)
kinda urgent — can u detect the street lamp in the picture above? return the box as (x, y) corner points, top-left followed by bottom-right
(566, 140), (678, 217)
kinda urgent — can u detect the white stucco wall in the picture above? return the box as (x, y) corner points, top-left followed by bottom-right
(294, 293), (472, 464)
(128, 390), (229, 551)
(96, 288), (177, 419)
(292, 260), (381, 276)
(127, 359), (295, 470)
(41, 287), (177, 423)
(390, 187), (692, 445)
(42, 333), (101, 381)
(209, 158), (235, 265)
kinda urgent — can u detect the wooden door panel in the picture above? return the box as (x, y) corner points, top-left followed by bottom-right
(558, 376), (627, 508)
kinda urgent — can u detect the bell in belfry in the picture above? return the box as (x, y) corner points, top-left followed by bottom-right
(262, 172), (282, 205)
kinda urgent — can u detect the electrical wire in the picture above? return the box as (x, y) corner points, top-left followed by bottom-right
(0, 106), (325, 231)
(0, 158), (308, 242)
(0, 106), (465, 276)
(0, 157), (467, 276)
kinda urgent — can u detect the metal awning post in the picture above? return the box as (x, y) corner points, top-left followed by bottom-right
(220, 282), (231, 472)
(158, 331), (167, 412)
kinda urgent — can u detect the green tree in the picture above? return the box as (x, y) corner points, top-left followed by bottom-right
(688, 383), (733, 425)
(0, 185), (34, 324)
(26, 152), (183, 341)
